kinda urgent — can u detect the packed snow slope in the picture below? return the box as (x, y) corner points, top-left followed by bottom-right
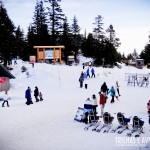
(0, 58), (150, 150)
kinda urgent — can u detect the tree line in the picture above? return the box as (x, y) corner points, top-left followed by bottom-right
(0, 0), (150, 66)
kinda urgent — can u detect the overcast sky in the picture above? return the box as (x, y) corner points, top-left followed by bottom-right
(3, 0), (150, 56)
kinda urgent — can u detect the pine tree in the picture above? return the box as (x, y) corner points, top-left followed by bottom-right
(140, 32), (150, 65)
(93, 15), (105, 41)
(0, 1), (15, 66)
(81, 33), (96, 57)
(32, 0), (49, 46)
(14, 26), (27, 59)
(106, 24), (121, 49)
(27, 25), (36, 56)
(44, 0), (65, 45)
(70, 15), (82, 60)
(60, 16), (72, 63)
(140, 44), (150, 65)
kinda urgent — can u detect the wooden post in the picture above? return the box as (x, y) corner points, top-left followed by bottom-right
(59, 48), (62, 63)
(54, 48), (56, 63)
(37, 48), (39, 62)
(43, 48), (45, 63)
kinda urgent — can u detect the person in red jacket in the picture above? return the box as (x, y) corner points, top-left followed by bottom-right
(99, 92), (107, 117)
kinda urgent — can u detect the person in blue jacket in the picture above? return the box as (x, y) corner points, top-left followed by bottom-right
(25, 87), (33, 105)
(91, 68), (95, 78)
(107, 86), (116, 103)
(86, 68), (90, 78)
(83, 98), (93, 124)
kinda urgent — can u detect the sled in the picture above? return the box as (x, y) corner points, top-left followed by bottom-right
(74, 107), (85, 122)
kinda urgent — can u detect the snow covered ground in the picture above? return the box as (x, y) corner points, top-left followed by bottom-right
(0, 57), (150, 150)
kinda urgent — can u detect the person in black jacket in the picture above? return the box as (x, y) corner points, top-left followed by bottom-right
(79, 75), (84, 88)
(100, 82), (109, 95)
(34, 86), (39, 102)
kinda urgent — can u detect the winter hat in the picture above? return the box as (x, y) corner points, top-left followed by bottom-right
(92, 94), (96, 98)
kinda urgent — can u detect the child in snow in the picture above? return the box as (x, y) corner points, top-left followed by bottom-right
(39, 92), (43, 101)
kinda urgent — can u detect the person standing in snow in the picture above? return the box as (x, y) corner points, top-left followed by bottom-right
(25, 87), (33, 105)
(107, 86), (116, 103)
(31, 60), (34, 68)
(79, 74), (84, 88)
(115, 81), (121, 96)
(39, 92), (43, 101)
(147, 100), (150, 114)
(86, 68), (90, 78)
(34, 86), (39, 102)
(91, 68), (95, 78)
(83, 98), (93, 124)
(2, 91), (10, 107)
(88, 61), (92, 68)
(100, 82), (109, 95)
(99, 92), (106, 117)
(91, 94), (98, 117)
(82, 63), (85, 69)
(81, 71), (84, 77)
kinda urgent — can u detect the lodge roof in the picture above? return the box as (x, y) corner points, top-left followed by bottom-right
(34, 46), (65, 49)
(0, 64), (15, 79)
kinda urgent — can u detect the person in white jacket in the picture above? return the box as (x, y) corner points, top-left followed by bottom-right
(115, 81), (121, 96)
(91, 94), (98, 117)
(2, 91), (10, 107)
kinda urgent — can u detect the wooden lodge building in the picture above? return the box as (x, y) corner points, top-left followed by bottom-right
(34, 46), (65, 64)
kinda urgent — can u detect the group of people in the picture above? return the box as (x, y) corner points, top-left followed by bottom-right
(25, 86), (43, 105)
(1, 86), (44, 107)
(100, 81), (120, 103)
(79, 67), (96, 88)
(82, 81), (121, 124)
